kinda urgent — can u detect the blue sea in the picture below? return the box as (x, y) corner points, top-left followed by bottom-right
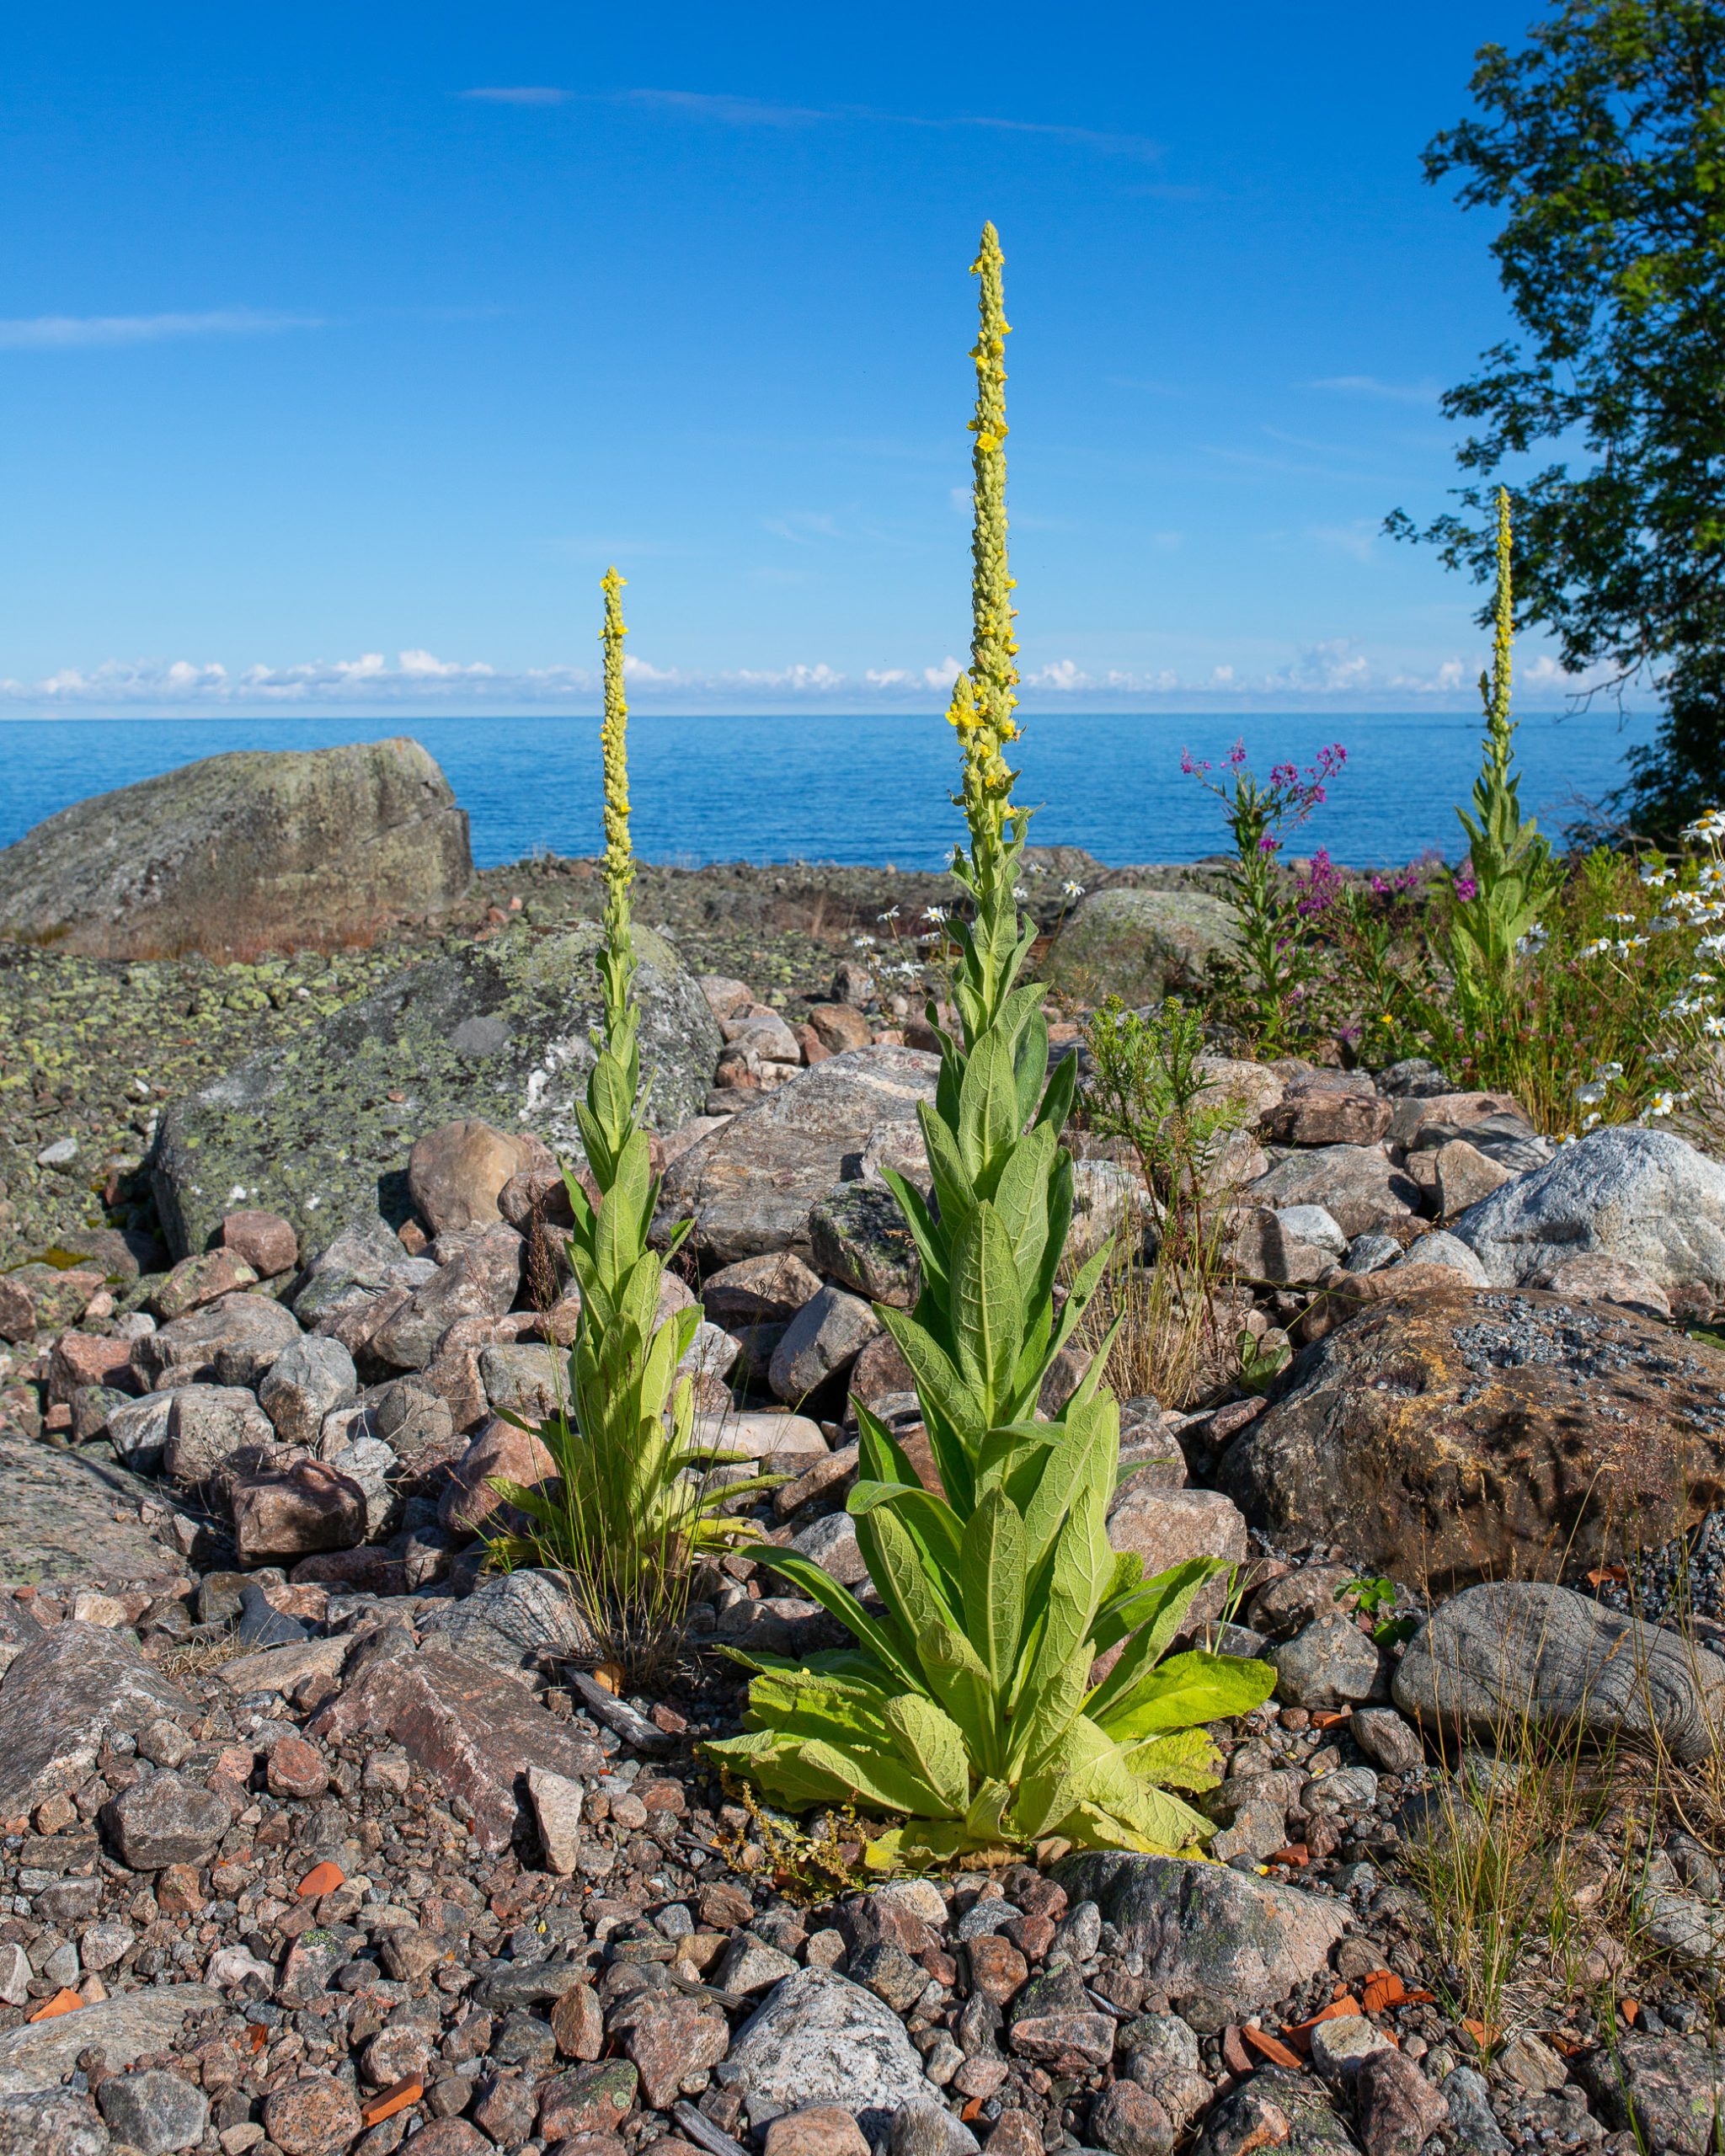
(0, 708), (1656, 871)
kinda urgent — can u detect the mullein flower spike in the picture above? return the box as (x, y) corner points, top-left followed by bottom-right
(596, 568), (638, 1081)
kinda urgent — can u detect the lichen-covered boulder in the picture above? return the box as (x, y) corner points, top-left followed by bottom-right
(1044, 888), (1240, 1005)
(1217, 1285), (1725, 1588)
(150, 923), (719, 1257)
(0, 738), (471, 959)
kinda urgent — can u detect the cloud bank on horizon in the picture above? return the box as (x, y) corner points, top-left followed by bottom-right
(0, 640), (1602, 714)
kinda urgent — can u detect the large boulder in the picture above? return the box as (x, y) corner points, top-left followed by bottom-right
(1217, 1284), (1725, 1588)
(1054, 1851), (1344, 2030)
(150, 922), (720, 1257)
(1044, 887), (1241, 1005)
(1396, 1582), (1725, 1765)
(0, 738), (470, 960)
(1452, 1126), (1725, 1312)
(657, 1046), (940, 1263)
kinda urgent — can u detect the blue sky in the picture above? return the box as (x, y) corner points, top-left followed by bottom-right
(0, 2), (1616, 715)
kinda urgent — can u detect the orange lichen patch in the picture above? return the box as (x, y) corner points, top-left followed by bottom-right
(296, 1860), (344, 1898)
(1281, 1996), (1365, 2055)
(1242, 2026), (1305, 2070)
(26, 1990), (83, 2022)
(361, 2079), (424, 2127)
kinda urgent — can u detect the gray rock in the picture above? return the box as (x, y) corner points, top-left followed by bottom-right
(259, 1335), (358, 1446)
(1044, 888), (1241, 1005)
(94, 2069), (209, 2155)
(1276, 1205), (1347, 1259)
(290, 1214), (420, 1327)
(770, 1285), (883, 1402)
(1391, 1229), (1488, 1284)
(1454, 1126), (1725, 1310)
(0, 1984), (221, 2095)
(478, 1342), (563, 1419)
(236, 1580), (308, 1649)
(889, 2105), (979, 2156)
(160, 1383), (277, 1486)
(701, 1251), (825, 1327)
(1349, 1707), (1424, 1774)
(102, 1392), (178, 1472)
(1442, 2066), (1509, 2156)
(724, 1968), (933, 2127)
(0, 1434), (195, 1591)
(417, 1567), (585, 1674)
(152, 921), (719, 1257)
(1194, 2068), (1356, 2156)
(100, 1772), (230, 1870)
(0, 2091), (109, 2155)
(1270, 1610), (1385, 1709)
(1222, 1209), (1329, 1288)
(809, 1182), (921, 1309)
(1343, 1234), (1402, 1274)
(791, 1510), (869, 1586)
(0, 1620), (190, 1818)
(1575, 2032), (1725, 2155)
(131, 1292), (302, 1390)
(1054, 1852), (1345, 2029)
(1395, 1582), (1725, 1764)
(0, 737), (470, 961)
(1308, 2013), (1394, 2082)
(1247, 1146), (1420, 1241)
(659, 1046), (940, 1264)
(370, 1229), (523, 1370)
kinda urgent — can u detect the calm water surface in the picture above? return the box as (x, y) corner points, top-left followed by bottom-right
(0, 709), (1655, 870)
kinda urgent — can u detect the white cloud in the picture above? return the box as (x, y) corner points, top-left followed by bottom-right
(1309, 375), (1441, 405)
(0, 642), (1613, 713)
(0, 308), (323, 352)
(468, 85), (1161, 161)
(459, 86), (570, 105)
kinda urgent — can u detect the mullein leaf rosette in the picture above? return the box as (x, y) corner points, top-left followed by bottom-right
(487, 572), (769, 1607)
(706, 229), (1273, 1864)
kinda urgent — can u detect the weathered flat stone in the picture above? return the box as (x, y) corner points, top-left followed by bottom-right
(657, 1047), (939, 1264)
(0, 1433), (195, 1590)
(0, 1620), (190, 1817)
(312, 1644), (606, 1851)
(0, 1983), (221, 2095)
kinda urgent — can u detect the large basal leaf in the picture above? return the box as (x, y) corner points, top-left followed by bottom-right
(1086, 1558), (1232, 1710)
(859, 1500), (959, 1662)
(1096, 1649), (1278, 1742)
(916, 1618), (999, 1773)
(751, 1547), (922, 1694)
(847, 1479), (964, 1594)
(884, 1693), (971, 1815)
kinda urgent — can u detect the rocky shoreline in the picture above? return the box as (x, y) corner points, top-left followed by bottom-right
(4, 901), (1725, 2154)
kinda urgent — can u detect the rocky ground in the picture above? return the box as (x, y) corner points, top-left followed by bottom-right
(6, 889), (1725, 2156)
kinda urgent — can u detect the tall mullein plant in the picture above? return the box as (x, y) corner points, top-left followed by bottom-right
(708, 229), (1273, 1864)
(1448, 489), (1564, 1008)
(489, 571), (767, 1657)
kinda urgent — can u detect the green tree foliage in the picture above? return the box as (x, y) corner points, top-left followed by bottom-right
(1388, 0), (1725, 836)
(705, 227), (1273, 1867)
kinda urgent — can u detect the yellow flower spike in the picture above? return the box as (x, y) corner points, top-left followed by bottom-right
(597, 567), (638, 1047)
